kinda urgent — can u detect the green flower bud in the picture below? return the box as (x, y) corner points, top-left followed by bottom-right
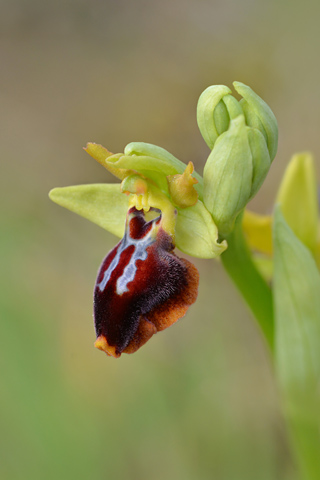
(200, 81), (278, 237)
(234, 81), (278, 161)
(203, 115), (253, 236)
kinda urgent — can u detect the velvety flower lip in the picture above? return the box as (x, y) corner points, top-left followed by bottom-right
(94, 206), (199, 357)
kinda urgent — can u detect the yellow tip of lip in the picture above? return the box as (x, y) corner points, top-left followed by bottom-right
(94, 335), (121, 358)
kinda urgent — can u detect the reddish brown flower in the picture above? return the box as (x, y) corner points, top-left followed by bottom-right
(94, 207), (199, 357)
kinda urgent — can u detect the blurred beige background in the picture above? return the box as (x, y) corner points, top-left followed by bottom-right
(1, 0), (319, 479)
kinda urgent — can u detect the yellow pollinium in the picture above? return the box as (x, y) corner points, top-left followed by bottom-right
(121, 174), (177, 240)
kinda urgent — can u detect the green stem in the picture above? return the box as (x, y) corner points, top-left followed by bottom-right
(220, 213), (274, 351)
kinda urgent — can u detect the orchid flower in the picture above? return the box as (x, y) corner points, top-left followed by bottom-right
(49, 81), (277, 357)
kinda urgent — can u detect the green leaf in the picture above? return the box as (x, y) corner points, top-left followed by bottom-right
(221, 212), (274, 349)
(277, 152), (319, 254)
(49, 184), (128, 237)
(175, 200), (227, 258)
(273, 207), (320, 480)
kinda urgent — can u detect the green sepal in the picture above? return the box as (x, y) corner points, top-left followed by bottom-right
(197, 85), (232, 150)
(49, 184), (128, 237)
(175, 200), (227, 258)
(203, 115), (253, 237)
(233, 81), (278, 161)
(273, 207), (320, 480)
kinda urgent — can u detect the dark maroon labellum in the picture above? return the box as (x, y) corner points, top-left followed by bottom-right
(94, 207), (199, 357)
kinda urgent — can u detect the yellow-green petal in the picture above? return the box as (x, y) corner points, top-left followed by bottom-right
(175, 200), (227, 258)
(49, 184), (128, 237)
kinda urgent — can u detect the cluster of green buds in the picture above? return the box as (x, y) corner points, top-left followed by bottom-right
(49, 81), (278, 357)
(198, 81), (278, 237)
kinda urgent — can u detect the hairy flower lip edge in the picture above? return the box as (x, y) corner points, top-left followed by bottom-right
(93, 206), (200, 357)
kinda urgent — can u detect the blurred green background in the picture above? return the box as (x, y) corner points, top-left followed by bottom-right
(1, 0), (319, 478)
